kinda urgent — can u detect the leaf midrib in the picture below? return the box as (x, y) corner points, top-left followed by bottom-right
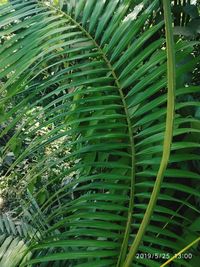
(41, 1), (136, 265)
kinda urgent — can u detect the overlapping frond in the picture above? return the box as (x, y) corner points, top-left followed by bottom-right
(0, 0), (199, 266)
(0, 214), (35, 267)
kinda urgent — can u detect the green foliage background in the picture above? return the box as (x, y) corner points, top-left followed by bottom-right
(0, 0), (199, 266)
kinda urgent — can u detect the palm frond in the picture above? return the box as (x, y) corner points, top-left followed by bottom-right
(0, 0), (199, 266)
(0, 214), (33, 267)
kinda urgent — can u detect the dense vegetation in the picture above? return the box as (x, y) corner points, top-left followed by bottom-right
(0, 0), (200, 266)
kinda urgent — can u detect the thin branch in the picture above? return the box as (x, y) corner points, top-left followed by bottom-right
(160, 236), (200, 267)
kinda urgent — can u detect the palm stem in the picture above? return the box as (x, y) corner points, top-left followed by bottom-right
(122, 1), (175, 266)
